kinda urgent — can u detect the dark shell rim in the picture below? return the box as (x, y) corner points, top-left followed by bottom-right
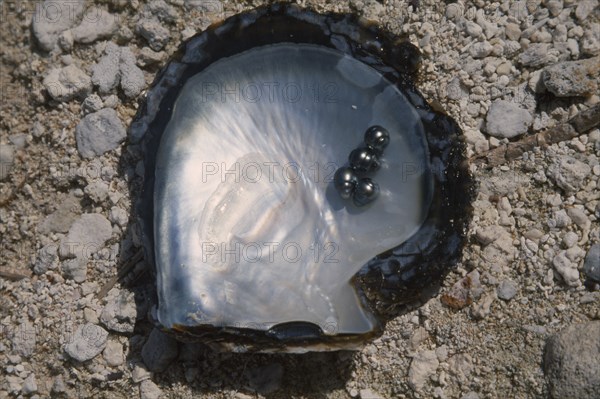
(134, 3), (475, 351)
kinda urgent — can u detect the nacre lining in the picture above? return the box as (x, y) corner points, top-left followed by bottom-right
(155, 44), (433, 335)
(135, 3), (474, 351)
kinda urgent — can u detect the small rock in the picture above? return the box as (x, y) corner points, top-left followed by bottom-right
(109, 206), (129, 227)
(562, 232), (579, 248)
(140, 380), (162, 399)
(100, 289), (137, 333)
(246, 363), (284, 395)
(542, 57), (599, 97)
(32, 0), (86, 51)
(38, 194), (82, 234)
(547, 156), (592, 194)
(142, 329), (179, 372)
(11, 321), (36, 357)
(33, 244), (59, 275)
(58, 29), (74, 51)
(471, 292), (496, 319)
(575, 0), (599, 21)
(75, 108), (126, 158)
(469, 41), (493, 58)
(441, 270), (482, 309)
(583, 243), (600, 283)
(92, 43), (121, 94)
(567, 207), (590, 228)
(408, 350), (439, 391)
(119, 47), (146, 98)
(59, 213), (112, 259)
(43, 64), (92, 102)
(552, 251), (580, 286)
(132, 363), (153, 383)
(0, 144), (15, 181)
(71, 9), (118, 44)
(486, 100), (533, 138)
(65, 323), (109, 362)
(137, 47), (166, 68)
(21, 373), (37, 395)
(519, 43), (555, 67)
(84, 180), (109, 203)
(82, 94), (104, 114)
(62, 258), (87, 283)
(136, 17), (170, 51)
(497, 279), (518, 300)
(581, 25), (600, 56)
(544, 321), (600, 398)
(359, 388), (384, 399)
(505, 23), (521, 41)
(103, 340), (124, 367)
(52, 376), (67, 393)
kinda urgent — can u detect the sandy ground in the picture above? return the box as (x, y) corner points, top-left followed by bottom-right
(0, 0), (599, 398)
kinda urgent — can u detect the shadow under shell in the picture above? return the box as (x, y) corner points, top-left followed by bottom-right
(134, 3), (474, 352)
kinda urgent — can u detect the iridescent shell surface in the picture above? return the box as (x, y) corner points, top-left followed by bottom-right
(135, 4), (473, 352)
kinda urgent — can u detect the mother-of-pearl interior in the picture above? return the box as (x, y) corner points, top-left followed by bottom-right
(154, 43), (433, 335)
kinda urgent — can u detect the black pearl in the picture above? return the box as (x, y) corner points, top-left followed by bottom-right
(333, 167), (358, 200)
(353, 178), (379, 207)
(364, 125), (390, 152)
(349, 147), (380, 172)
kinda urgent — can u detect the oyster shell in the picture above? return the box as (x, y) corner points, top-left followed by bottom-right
(135, 4), (473, 352)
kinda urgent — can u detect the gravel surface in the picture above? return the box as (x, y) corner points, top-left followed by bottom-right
(1, 0), (599, 398)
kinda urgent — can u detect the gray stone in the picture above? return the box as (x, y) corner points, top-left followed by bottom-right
(92, 43), (121, 94)
(32, 0), (86, 51)
(544, 321), (600, 399)
(575, 0), (598, 21)
(543, 57), (599, 97)
(562, 232), (579, 249)
(82, 94), (104, 114)
(140, 380), (162, 399)
(103, 340), (124, 367)
(246, 363), (284, 395)
(408, 350), (439, 390)
(109, 206), (128, 227)
(469, 41), (493, 58)
(21, 373), (37, 395)
(519, 43), (555, 67)
(136, 17), (170, 51)
(71, 9), (118, 44)
(62, 257), (87, 282)
(497, 279), (518, 300)
(84, 180), (109, 203)
(119, 47), (146, 98)
(100, 289), (137, 333)
(547, 156), (592, 194)
(43, 64), (92, 102)
(567, 207), (590, 228)
(75, 108), (126, 158)
(144, 0), (179, 23)
(486, 100), (533, 138)
(581, 25), (600, 56)
(552, 251), (580, 286)
(583, 243), (600, 283)
(137, 47), (166, 68)
(0, 144), (15, 181)
(132, 363), (152, 383)
(141, 328), (179, 372)
(64, 323), (108, 362)
(11, 321), (36, 357)
(38, 194), (81, 234)
(59, 213), (112, 259)
(33, 244), (59, 275)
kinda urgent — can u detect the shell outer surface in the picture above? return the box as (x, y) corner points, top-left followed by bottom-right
(134, 3), (474, 352)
